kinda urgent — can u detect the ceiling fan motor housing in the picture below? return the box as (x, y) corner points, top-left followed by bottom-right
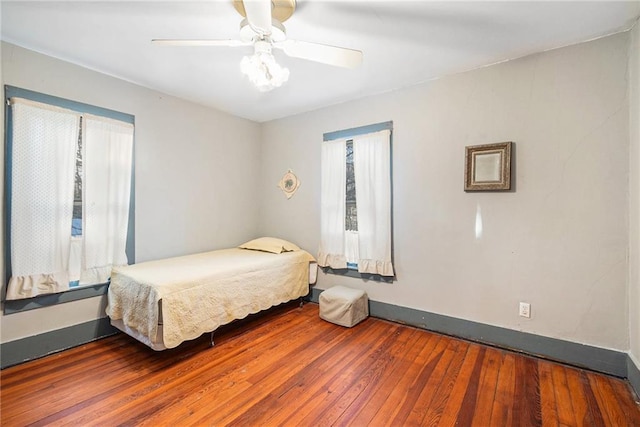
(233, 0), (297, 23)
(240, 18), (287, 42)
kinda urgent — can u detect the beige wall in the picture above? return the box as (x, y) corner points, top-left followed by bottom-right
(259, 33), (631, 351)
(629, 20), (640, 365)
(0, 42), (261, 343)
(2, 30), (637, 356)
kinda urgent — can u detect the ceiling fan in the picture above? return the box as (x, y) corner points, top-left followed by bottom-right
(152, 0), (363, 91)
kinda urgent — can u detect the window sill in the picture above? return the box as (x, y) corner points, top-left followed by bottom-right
(321, 266), (395, 283)
(3, 282), (109, 314)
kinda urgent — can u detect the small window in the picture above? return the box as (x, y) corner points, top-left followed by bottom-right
(318, 121), (394, 281)
(72, 117), (83, 237)
(345, 139), (359, 271)
(345, 139), (357, 233)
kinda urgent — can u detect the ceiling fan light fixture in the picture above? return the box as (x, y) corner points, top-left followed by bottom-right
(154, 0), (361, 92)
(240, 47), (290, 92)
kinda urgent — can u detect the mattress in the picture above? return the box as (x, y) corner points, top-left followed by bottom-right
(106, 248), (317, 350)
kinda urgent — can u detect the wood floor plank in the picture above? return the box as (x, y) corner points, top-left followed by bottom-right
(418, 339), (469, 426)
(454, 345), (488, 426)
(2, 303), (639, 427)
(564, 367), (596, 426)
(489, 352), (516, 427)
(512, 354), (542, 426)
(607, 376), (640, 426)
(539, 361), (560, 427)
(435, 344), (482, 427)
(551, 363), (577, 426)
(470, 347), (502, 426)
(589, 372), (630, 426)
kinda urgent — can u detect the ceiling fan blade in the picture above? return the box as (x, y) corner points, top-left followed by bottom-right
(152, 39), (249, 47)
(276, 40), (363, 69)
(242, 0), (272, 36)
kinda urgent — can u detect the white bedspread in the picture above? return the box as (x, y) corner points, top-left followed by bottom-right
(106, 248), (315, 349)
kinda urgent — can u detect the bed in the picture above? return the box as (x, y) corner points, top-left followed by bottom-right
(106, 238), (317, 350)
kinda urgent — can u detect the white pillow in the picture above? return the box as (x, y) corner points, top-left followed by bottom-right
(238, 237), (301, 254)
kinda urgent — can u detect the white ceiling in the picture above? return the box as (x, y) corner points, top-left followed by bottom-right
(2, 1), (639, 122)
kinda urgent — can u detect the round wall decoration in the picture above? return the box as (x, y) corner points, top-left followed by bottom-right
(278, 169), (300, 199)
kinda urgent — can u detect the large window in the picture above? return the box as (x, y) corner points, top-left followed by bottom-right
(318, 121), (394, 280)
(4, 86), (135, 307)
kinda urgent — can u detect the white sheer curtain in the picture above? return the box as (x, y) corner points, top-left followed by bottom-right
(353, 129), (394, 276)
(6, 98), (80, 300)
(318, 138), (348, 269)
(80, 114), (134, 285)
(344, 230), (359, 264)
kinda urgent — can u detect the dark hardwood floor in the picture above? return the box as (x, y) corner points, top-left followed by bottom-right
(1, 303), (639, 426)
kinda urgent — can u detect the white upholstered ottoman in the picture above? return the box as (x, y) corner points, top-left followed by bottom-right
(319, 286), (369, 327)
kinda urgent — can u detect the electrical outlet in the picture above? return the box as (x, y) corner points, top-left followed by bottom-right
(519, 302), (531, 318)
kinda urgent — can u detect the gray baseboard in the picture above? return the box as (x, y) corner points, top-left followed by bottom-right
(628, 356), (640, 400)
(0, 317), (118, 369)
(310, 288), (629, 379)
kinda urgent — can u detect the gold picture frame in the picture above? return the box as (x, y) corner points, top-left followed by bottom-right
(464, 142), (512, 191)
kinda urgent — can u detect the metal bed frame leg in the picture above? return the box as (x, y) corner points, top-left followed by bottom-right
(210, 331), (215, 347)
(299, 297), (304, 308)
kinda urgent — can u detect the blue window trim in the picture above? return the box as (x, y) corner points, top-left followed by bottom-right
(322, 121), (395, 283)
(323, 121), (393, 142)
(5, 86), (134, 123)
(3, 85), (135, 314)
